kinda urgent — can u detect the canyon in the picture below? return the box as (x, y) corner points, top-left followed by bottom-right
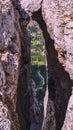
(0, 0), (73, 130)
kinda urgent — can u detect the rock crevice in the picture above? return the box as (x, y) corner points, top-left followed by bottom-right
(0, 0), (73, 130)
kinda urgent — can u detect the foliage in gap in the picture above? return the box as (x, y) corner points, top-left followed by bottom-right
(28, 21), (46, 117)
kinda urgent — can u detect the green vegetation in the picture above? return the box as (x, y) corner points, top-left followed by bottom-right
(28, 22), (46, 104)
(31, 65), (45, 90)
(28, 23), (46, 66)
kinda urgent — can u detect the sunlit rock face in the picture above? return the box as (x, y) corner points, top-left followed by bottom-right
(42, 0), (73, 79)
(41, 1), (73, 130)
(42, 1), (73, 130)
(62, 88), (73, 130)
(19, 0), (42, 16)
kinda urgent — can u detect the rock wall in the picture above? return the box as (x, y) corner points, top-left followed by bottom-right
(0, 0), (73, 130)
(42, 0), (73, 80)
(20, 0), (73, 130)
(0, 0), (33, 129)
(0, 0), (41, 130)
(42, 1), (73, 130)
(61, 88), (73, 130)
(0, 0), (21, 129)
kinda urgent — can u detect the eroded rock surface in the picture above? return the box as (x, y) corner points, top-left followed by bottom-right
(20, 0), (73, 130)
(42, 0), (73, 79)
(0, 0), (22, 129)
(0, 101), (11, 130)
(62, 88), (73, 130)
(19, 0), (42, 16)
(42, 1), (73, 130)
(0, 0), (73, 130)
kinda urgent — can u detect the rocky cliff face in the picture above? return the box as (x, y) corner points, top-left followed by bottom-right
(0, 0), (21, 129)
(0, 0), (73, 130)
(42, 1), (73, 130)
(0, 0), (40, 130)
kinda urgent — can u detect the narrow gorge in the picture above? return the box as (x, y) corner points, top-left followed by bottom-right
(0, 0), (73, 130)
